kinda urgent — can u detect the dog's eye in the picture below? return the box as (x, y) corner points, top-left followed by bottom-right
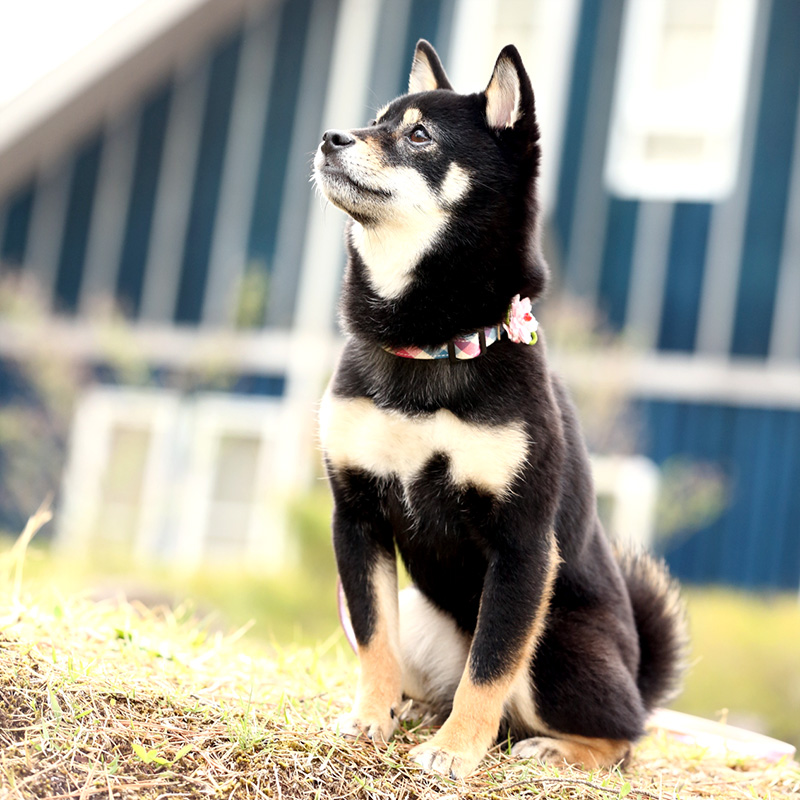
(408, 125), (431, 145)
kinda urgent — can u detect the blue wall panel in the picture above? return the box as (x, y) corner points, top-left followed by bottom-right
(116, 84), (172, 317)
(771, 411), (800, 587)
(731, 0), (800, 357)
(397, 0), (449, 98)
(554, 0), (603, 267)
(645, 400), (800, 590)
(54, 135), (104, 313)
(657, 203), (711, 352)
(175, 31), (243, 324)
(247, 0), (313, 283)
(597, 197), (638, 329)
(1, 184), (35, 269)
(726, 408), (768, 586)
(656, 403), (734, 583)
(691, 404), (736, 584)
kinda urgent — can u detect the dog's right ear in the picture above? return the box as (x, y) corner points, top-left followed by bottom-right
(408, 40), (453, 93)
(484, 45), (536, 134)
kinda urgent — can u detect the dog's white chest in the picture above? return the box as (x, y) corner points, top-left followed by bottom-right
(319, 392), (529, 497)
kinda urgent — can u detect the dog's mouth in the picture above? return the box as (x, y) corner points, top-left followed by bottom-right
(317, 163), (392, 200)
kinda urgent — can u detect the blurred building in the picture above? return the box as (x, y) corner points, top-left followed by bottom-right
(0, 0), (797, 587)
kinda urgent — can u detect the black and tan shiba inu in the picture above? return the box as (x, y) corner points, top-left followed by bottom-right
(313, 40), (686, 778)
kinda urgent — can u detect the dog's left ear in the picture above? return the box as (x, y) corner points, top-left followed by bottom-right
(408, 39), (454, 93)
(484, 45), (536, 135)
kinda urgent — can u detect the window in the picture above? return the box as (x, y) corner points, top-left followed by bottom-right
(93, 424), (152, 550)
(57, 387), (288, 571)
(173, 393), (289, 570)
(605, 0), (758, 201)
(58, 388), (179, 565)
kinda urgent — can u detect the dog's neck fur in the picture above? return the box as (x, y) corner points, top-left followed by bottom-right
(339, 197), (544, 350)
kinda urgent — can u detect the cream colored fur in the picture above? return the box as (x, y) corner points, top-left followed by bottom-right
(408, 51), (441, 93)
(486, 57), (522, 129)
(402, 107), (423, 126)
(348, 162), (470, 299)
(335, 555), (402, 742)
(319, 392), (529, 498)
(399, 587), (470, 705)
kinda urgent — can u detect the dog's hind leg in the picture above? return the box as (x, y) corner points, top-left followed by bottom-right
(511, 735), (632, 768)
(510, 597), (645, 769)
(396, 587), (634, 770)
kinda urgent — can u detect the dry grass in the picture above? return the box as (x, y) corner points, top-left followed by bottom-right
(1, 512), (798, 799)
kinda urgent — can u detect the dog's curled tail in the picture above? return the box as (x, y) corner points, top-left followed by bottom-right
(617, 549), (689, 710)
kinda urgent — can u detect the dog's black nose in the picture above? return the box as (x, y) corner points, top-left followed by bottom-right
(321, 129), (356, 154)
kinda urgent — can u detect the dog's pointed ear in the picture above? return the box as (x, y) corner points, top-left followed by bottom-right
(408, 39), (453, 93)
(484, 45), (536, 133)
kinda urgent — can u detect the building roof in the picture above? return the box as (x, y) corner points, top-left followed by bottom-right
(0, 0), (263, 198)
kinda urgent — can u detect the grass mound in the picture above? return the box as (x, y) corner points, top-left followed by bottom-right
(2, 592), (798, 798)
(1, 511), (798, 799)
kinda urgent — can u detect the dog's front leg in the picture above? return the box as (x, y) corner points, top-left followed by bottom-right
(330, 471), (402, 743)
(411, 532), (560, 778)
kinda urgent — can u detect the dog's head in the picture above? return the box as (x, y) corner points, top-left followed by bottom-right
(314, 41), (546, 342)
(314, 40), (539, 225)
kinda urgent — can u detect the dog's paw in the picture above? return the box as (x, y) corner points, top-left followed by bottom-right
(511, 736), (630, 768)
(511, 736), (567, 764)
(331, 710), (397, 744)
(410, 738), (483, 779)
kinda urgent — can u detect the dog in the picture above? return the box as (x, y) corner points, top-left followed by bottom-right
(313, 39), (687, 779)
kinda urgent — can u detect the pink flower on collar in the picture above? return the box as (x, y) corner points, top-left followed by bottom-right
(504, 294), (539, 345)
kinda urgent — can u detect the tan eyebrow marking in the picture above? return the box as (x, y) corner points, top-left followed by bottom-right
(402, 107), (422, 126)
(440, 163), (471, 205)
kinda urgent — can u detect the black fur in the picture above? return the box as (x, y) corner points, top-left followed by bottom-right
(317, 40), (686, 758)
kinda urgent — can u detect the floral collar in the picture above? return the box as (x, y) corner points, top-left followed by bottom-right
(382, 294), (538, 362)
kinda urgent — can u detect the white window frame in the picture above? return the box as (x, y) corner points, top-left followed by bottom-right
(605, 0), (758, 201)
(57, 386), (181, 561)
(174, 392), (289, 572)
(591, 454), (660, 549)
(57, 386), (289, 572)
